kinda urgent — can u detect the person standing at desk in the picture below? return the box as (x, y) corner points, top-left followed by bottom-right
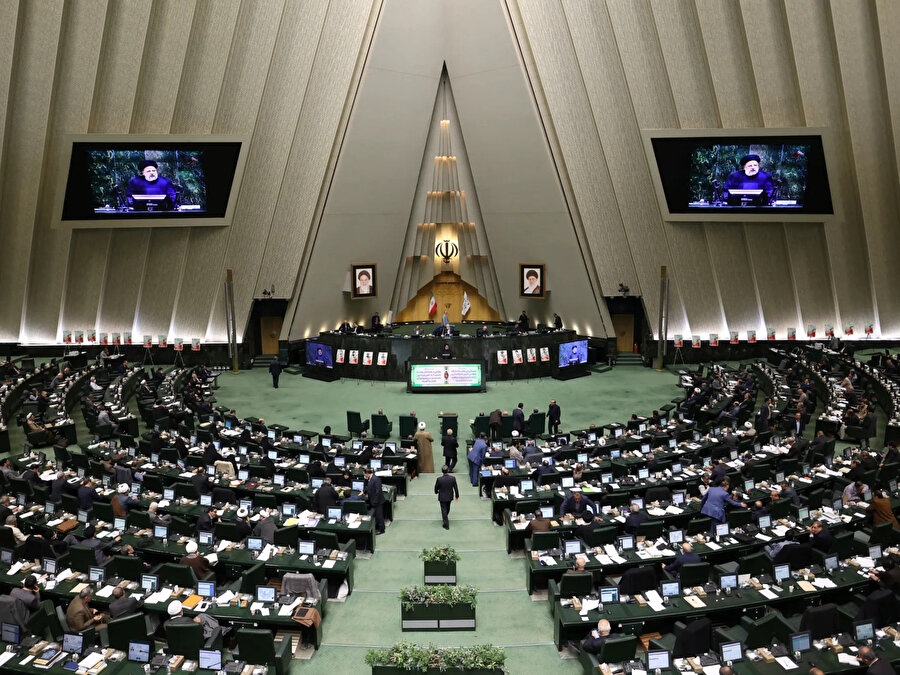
(269, 357), (282, 389)
(700, 478), (745, 524)
(553, 313), (563, 330)
(363, 468), (385, 535)
(467, 434), (488, 487)
(434, 465), (459, 530)
(512, 402), (526, 435)
(489, 408), (503, 442)
(548, 399), (561, 435)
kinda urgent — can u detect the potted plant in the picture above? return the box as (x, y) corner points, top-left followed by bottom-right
(420, 545), (459, 584)
(365, 642), (505, 673)
(399, 585), (477, 631)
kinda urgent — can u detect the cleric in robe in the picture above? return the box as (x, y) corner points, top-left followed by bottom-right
(127, 160), (177, 210)
(723, 154), (774, 206)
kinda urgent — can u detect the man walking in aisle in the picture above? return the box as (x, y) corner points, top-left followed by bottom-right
(269, 357), (282, 389)
(434, 465), (459, 530)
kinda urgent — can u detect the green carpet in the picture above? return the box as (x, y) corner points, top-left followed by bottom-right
(209, 365), (683, 674)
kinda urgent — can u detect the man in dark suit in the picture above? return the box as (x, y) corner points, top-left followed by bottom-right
(624, 503), (648, 535)
(857, 646), (895, 675)
(49, 471), (68, 503)
(548, 399), (561, 435)
(575, 511), (599, 542)
(434, 465), (459, 530)
(77, 478), (100, 510)
(441, 429), (459, 472)
(493, 467), (518, 489)
(582, 619), (616, 655)
(268, 358), (282, 389)
(785, 412), (805, 437)
(512, 403), (526, 435)
(780, 480), (800, 506)
(489, 409), (503, 442)
(560, 491), (596, 518)
(757, 397), (771, 431)
(807, 520), (833, 552)
(363, 468), (385, 534)
(525, 509), (552, 537)
(11, 575), (41, 614)
(191, 470), (212, 497)
(661, 542), (701, 575)
(312, 478), (340, 514)
(109, 586), (142, 619)
(196, 505), (217, 534)
(709, 460), (727, 486)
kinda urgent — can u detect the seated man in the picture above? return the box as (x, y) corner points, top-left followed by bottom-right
(575, 511), (599, 542)
(624, 503), (648, 535)
(661, 542), (701, 576)
(582, 619), (617, 655)
(525, 510), (551, 537)
(179, 540), (213, 579)
(807, 520), (833, 552)
(11, 575), (41, 615)
(560, 491), (595, 518)
(66, 587), (107, 631)
(109, 586), (142, 619)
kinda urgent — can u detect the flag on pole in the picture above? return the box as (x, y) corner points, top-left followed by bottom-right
(428, 293), (437, 316)
(461, 291), (471, 316)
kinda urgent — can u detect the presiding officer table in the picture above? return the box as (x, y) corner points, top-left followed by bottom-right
(304, 329), (580, 381)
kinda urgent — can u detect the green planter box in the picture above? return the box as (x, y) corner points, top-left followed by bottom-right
(424, 559), (457, 585)
(400, 603), (476, 631)
(372, 668), (502, 675)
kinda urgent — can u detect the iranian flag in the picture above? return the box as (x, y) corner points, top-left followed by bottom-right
(428, 293), (437, 316)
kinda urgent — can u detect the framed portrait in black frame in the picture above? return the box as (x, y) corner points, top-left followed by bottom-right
(351, 263), (377, 299)
(520, 263), (545, 298)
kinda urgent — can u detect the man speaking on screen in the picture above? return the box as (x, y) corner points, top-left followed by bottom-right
(723, 154), (774, 206)
(127, 160), (177, 210)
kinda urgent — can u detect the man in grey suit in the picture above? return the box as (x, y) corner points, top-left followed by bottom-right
(252, 509), (277, 545)
(434, 466), (459, 530)
(109, 586), (142, 619)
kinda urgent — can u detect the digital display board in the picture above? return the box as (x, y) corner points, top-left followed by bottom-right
(408, 361), (485, 393)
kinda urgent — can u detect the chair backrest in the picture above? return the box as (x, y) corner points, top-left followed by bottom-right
(516, 500), (538, 515)
(274, 525), (298, 548)
(254, 494), (277, 509)
(107, 612), (148, 650)
(799, 603), (840, 639)
(686, 516), (712, 535)
(157, 562), (198, 588)
(346, 411), (363, 434)
(559, 573), (594, 597)
(726, 508), (753, 527)
(169, 515), (193, 537)
(236, 628), (276, 663)
(343, 499), (366, 514)
(830, 531), (853, 557)
(371, 414), (391, 437)
(673, 617), (711, 658)
(770, 499), (793, 519)
(645, 486), (671, 503)
(586, 526), (617, 547)
(637, 521), (664, 539)
(786, 543), (813, 570)
(110, 555), (143, 581)
(597, 635), (638, 662)
(868, 522), (897, 545)
(738, 552), (772, 577)
(618, 566), (657, 595)
(214, 521), (243, 542)
(165, 620), (204, 659)
(0, 526), (17, 549)
(239, 562), (268, 594)
(531, 531), (560, 550)
(212, 487), (236, 504)
(857, 588), (900, 626)
(0, 596), (29, 630)
(312, 531), (339, 551)
(527, 413), (545, 436)
(744, 612), (794, 648)
(93, 501), (115, 522)
(678, 563), (710, 587)
(68, 546), (98, 573)
(398, 415), (418, 439)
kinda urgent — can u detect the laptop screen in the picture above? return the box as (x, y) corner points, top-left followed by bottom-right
(1, 622), (20, 644)
(565, 540), (582, 555)
(247, 537), (263, 551)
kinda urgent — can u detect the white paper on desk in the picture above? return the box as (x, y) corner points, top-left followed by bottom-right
(775, 656), (798, 670)
(580, 598), (600, 614)
(513, 522), (527, 530)
(47, 518), (63, 527)
(216, 540), (232, 552)
(855, 557), (875, 568)
(19, 654), (34, 665)
(665, 505), (684, 515)
(0, 652), (15, 667)
(375, 470), (392, 477)
(205, 553), (218, 565)
(703, 666), (722, 675)
(539, 556), (557, 566)
(6, 561), (23, 575)
(772, 526), (788, 536)
(18, 510), (34, 519)
(405, 453), (416, 459)
(759, 588), (778, 600)
(257, 545), (273, 562)
(250, 602), (264, 613)
(659, 549), (676, 556)
(647, 508), (666, 517)
(855, 500), (869, 508)
(96, 530), (110, 539)
(837, 653), (859, 665)
(604, 544), (618, 556)
(323, 559), (336, 569)
(854, 512), (866, 519)
(798, 477), (812, 483)
(95, 585), (115, 598)
(348, 521), (361, 529)
(812, 577), (837, 589)
(636, 550), (652, 560)
(705, 542), (721, 551)
(755, 533), (772, 542)
(216, 591), (235, 605)
(647, 599), (665, 612)
(632, 669), (647, 675)
(250, 514), (260, 522)
(158, 500), (170, 508)
(597, 555), (612, 565)
(56, 568), (74, 582)
(610, 483), (620, 489)
(614, 516), (626, 524)
(148, 589), (171, 604)
(79, 652), (104, 669)
(179, 471), (195, 478)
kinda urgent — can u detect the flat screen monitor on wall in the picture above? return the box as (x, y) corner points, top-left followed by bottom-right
(54, 135), (249, 229)
(305, 342), (333, 368)
(642, 128), (835, 222)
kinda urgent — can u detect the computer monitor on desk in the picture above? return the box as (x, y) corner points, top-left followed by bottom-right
(298, 541), (315, 555)
(774, 563), (790, 584)
(600, 586), (619, 604)
(668, 529), (684, 545)
(719, 573), (737, 591)
(758, 514), (771, 529)
(790, 632), (811, 653)
(520, 480), (534, 491)
(720, 641), (743, 663)
(564, 540), (582, 556)
(539, 506), (554, 518)
(198, 649), (222, 671)
(854, 620), (875, 643)
(128, 641), (150, 663)
(647, 650), (671, 671)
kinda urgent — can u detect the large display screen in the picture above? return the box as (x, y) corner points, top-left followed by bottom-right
(54, 135), (248, 228)
(558, 340), (588, 368)
(305, 342), (333, 368)
(643, 129), (834, 221)
(408, 362), (485, 393)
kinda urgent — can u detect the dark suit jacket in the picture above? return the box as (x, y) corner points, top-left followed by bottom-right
(252, 517), (277, 544)
(441, 435), (459, 458)
(366, 476), (385, 506)
(196, 512), (215, 532)
(434, 474), (459, 502)
(664, 551), (701, 574)
(313, 485), (340, 513)
(624, 510), (648, 534)
(109, 595), (141, 619)
(548, 404), (561, 423)
(866, 659), (895, 675)
(191, 473), (211, 497)
(77, 486), (99, 510)
(811, 528), (833, 552)
(583, 631), (617, 655)
(10, 587), (39, 613)
(512, 408), (526, 432)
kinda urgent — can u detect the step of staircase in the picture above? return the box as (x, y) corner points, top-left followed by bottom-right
(252, 355), (276, 369)
(616, 352), (644, 366)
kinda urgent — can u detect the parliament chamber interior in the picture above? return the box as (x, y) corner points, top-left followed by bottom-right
(1, 1), (900, 674)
